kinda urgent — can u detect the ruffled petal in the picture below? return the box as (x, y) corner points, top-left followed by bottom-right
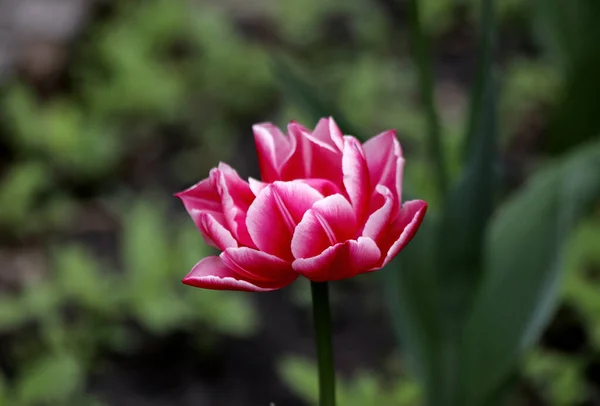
(311, 117), (344, 151)
(176, 178), (225, 226)
(281, 122), (343, 185)
(342, 136), (371, 223)
(363, 130), (404, 203)
(253, 123), (293, 182)
(298, 179), (341, 197)
(246, 181), (324, 261)
(292, 237), (381, 282)
(212, 163), (256, 247)
(291, 194), (358, 259)
(221, 247), (297, 286)
(182, 256), (277, 292)
(248, 177), (268, 196)
(361, 185), (395, 242)
(197, 212), (238, 250)
(376, 200), (428, 267)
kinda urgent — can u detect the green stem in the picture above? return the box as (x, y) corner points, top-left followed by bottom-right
(310, 281), (336, 406)
(407, 0), (448, 201)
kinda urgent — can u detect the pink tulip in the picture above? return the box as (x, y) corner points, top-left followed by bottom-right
(176, 117), (427, 291)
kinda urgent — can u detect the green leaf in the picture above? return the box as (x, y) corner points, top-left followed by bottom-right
(433, 0), (497, 402)
(122, 200), (188, 332)
(0, 371), (9, 405)
(16, 352), (83, 405)
(381, 217), (440, 406)
(54, 246), (121, 314)
(460, 140), (600, 406)
(0, 162), (51, 231)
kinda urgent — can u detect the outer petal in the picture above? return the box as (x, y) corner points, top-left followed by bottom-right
(182, 256), (277, 292)
(253, 123), (293, 182)
(312, 117), (344, 151)
(246, 181), (324, 261)
(291, 194), (358, 259)
(221, 247), (297, 286)
(376, 200), (428, 267)
(292, 237), (381, 282)
(197, 212), (238, 250)
(342, 136), (371, 223)
(176, 178), (225, 227)
(282, 122), (343, 185)
(363, 130), (404, 203)
(361, 185), (395, 242)
(213, 163), (256, 247)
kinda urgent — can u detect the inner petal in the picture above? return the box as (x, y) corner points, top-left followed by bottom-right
(246, 181), (324, 261)
(291, 194), (358, 259)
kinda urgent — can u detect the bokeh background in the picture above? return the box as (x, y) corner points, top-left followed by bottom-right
(0, 0), (599, 405)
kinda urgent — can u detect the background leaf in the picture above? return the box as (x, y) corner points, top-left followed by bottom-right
(460, 139), (600, 406)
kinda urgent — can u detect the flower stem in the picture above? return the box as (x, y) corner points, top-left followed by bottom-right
(310, 281), (336, 406)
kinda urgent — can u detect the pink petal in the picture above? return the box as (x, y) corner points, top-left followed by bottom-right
(312, 117), (344, 152)
(182, 256), (277, 292)
(282, 122), (343, 185)
(362, 185), (395, 242)
(291, 194), (358, 259)
(212, 163), (256, 247)
(248, 177), (268, 196)
(253, 123), (293, 182)
(176, 178), (224, 225)
(292, 237), (381, 282)
(342, 136), (371, 223)
(197, 212), (238, 250)
(377, 200), (428, 267)
(298, 179), (341, 197)
(246, 181), (324, 261)
(363, 130), (404, 203)
(221, 247), (297, 286)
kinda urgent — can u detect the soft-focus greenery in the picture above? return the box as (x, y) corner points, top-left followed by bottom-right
(0, 0), (599, 405)
(273, 0), (600, 405)
(280, 356), (422, 406)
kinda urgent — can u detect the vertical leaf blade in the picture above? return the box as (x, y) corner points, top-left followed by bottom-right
(461, 140), (600, 406)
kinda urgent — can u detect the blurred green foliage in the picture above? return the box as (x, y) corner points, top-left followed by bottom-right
(280, 356), (421, 406)
(0, 0), (599, 404)
(273, 0), (600, 404)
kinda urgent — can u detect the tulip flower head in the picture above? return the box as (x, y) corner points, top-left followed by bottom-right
(176, 118), (427, 291)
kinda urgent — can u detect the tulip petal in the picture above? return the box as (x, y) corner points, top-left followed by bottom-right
(221, 247), (297, 286)
(362, 185), (395, 242)
(298, 179), (341, 197)
(292, 237), (381, 282)
(176, 178), (225, 226)
(363, 130), (404, 203)
(253, 123), (293, 182)
(342, 136), (371, 223)
(282, 122), (343, 185)
(291, 194), (358, 259)
(312, 117), (344, 151)
(182, 256), (276, 292)
(213, 163), (256, 247)
(197, 212), (238, 250)
(378, 200), (428, 267)
(248, 177), (268, 196)
(246, 181), (324, 261)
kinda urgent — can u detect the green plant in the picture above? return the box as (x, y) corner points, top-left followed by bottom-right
(280, 357), (421, 406)
(274, 0), (600, 403)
